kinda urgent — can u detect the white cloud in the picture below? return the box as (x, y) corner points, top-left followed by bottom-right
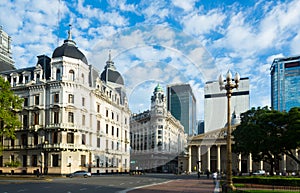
(182, 8), (226, 36)
(171, 0), (196, 12)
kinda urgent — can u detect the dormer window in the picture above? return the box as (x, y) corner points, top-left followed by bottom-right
(36, 73), (40, 82)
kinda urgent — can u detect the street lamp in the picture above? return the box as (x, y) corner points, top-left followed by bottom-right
(219, 70), (240, 192)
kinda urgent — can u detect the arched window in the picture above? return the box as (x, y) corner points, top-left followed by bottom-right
(69, 70), (75, 81)
(56, 69), (61, 80)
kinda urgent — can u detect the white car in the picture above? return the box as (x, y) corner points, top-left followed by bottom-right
(253, 170), (266, 175)
(67, 170), (92, 178)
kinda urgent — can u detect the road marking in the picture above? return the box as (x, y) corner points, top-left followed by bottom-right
(80, 188), (87, 191)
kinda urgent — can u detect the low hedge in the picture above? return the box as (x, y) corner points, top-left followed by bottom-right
(233, 176), (300, 187)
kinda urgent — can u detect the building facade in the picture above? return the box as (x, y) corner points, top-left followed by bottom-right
(167, 84), (197, 136)
(184, 126), (299, 175)
(204, 77), (250, 132)
(271, 56), (300, 111)
(130, 85), (186, 173)
(0, 26), (14, 71)
(0, 30), (130, 175)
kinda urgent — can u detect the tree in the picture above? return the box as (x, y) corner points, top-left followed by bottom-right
(0, 76), (23, 155)
(232, 106), (286, 175)
(282, 107), (300, 165)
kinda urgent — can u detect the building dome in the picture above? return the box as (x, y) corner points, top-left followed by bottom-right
(100, 51), (124, 85)
(52, 28), (88, 65)
(154, 84), (164, 93)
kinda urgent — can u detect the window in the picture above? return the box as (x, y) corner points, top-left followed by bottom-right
(111, 112), (114, 120)
(81, 155), (86, 167)
(54, 93), (59, 103)
(117, 128), (119, 137)
(23, 115), (28, 128)
(34, 112), (39, 125)
(54, 111), (59, 124)
(97, 120), (100, 133)
(106, 124), (109, 134)
(24, 75), (29, 83)
(82, 134), (86, 145)
(112, 126), (114, 136)
(35, 95), (39, 105)
(31, 155), (37, 166)
(67, 133), (74, 143)
(106, 110), (108, 117)
(68, 112), (74, 123)
(56, 69), (61, 81)
(82, 97), (85, 106)
(68, 94), (74, 103)
(53, 132), (58, 144)
(97, 104), (100, 113)
(81, 73), (84, 83)
(97, 137), (100, 148)
(23, 97), (28, 106)
(21, 134), (27, 146)
(36, 74), (40, 82)
(82, 115), (85, 126)
(111, 141), (114, 150)
(33, 133), (38, 145)
(52, 154), (59, 167)
(69, 70), (75, 81)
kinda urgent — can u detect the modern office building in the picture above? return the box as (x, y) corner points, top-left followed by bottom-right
(0, 29), (131, 175)
(271, 56), (300, 112)
(167, 84), (197, 136)
(204, 77), (250, 132)
(130, 85), (186, 173)
(0, 26), (15, 71)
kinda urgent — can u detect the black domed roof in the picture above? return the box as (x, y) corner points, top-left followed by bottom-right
(100, 52), (124, 85)
(100, 68), (124, 85)
(52, 29), (88, 64)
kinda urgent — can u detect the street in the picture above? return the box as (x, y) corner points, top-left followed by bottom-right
(0, 174), (211, 193)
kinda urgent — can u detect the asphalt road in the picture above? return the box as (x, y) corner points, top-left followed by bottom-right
(0, 174), (196, 193)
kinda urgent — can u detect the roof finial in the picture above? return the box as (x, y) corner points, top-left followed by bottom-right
(68, 24), (72, 40)
(108, 50), (112, 62)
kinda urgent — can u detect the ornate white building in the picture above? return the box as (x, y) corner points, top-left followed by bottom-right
(0, 29), (130, 175)
(130, 85), (186, 173)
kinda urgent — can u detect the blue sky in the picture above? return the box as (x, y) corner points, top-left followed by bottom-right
(1, 0), (300, 120)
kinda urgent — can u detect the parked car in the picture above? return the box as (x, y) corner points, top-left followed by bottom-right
(253, 170), (266, 175)
(67, 170), (92, 178)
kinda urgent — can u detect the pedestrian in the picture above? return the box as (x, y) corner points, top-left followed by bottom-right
(212, 171), (218, 185)
(206, 169), (209, 179)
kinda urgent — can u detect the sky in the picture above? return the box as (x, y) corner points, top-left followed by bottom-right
(1, 0), (300, 120)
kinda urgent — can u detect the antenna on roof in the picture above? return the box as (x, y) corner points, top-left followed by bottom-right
(68, 24), (72, 40)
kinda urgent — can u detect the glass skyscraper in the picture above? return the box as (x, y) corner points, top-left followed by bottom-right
(167, 84), (197, 136)
(271, 56), (300, 112)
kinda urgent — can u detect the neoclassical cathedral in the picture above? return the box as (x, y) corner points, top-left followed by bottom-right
(0, 29), (131, 175)
(130, 85), (186, 173)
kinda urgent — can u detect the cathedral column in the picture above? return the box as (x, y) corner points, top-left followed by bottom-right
(188, 146), (192, 173)
(282, 154), (286, 174)
(217, 145), (221, 172)
(238, 154), (242, 173)
(260, 160), (264, 170)
(198, 146), (201, 172)
(248, 153), (252, 173)
(207, 146), (211, 172)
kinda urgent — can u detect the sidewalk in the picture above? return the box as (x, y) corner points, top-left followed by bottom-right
(127, 178), (219, 193)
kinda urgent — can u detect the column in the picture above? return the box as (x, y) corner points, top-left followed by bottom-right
(217, 145), (221, 172)
(198, 146), (201, 172)
(188, 146), (192, 173)
(248, 153), (252, 173)
(207, 146), (211, 172)
(282, 154), (286, 174)
(260, 160), (264, 170)
(238, 154), (241, 173)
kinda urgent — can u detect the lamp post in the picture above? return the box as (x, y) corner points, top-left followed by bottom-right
(219, 70), (240, 192)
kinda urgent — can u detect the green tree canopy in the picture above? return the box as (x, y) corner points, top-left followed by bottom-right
(233, 106), (300, 174)
(0, 76), (23, 155)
